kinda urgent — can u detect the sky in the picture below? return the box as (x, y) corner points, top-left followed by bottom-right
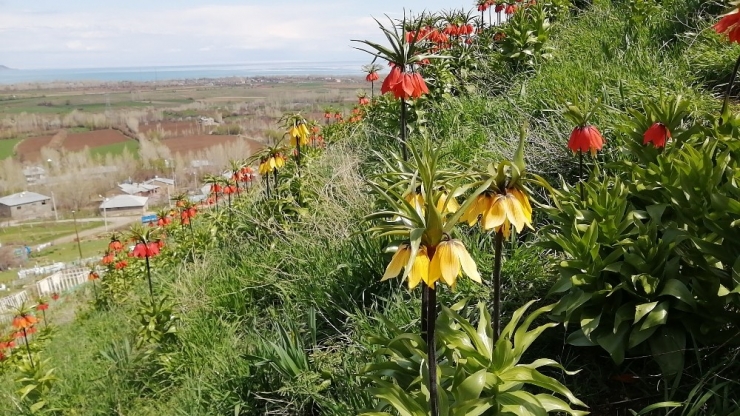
(0, 0), (475, 69)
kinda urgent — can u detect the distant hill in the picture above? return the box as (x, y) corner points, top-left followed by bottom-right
(0, 65), (12, 70)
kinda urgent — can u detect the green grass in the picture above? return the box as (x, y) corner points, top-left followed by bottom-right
(0, 137), (21, 159)
(89, 140), (140, 157)
(0, 221), (103, 246)
(27, 238), (109, 264)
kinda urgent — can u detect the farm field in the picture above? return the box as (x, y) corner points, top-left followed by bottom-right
(15, 129), (132, 161)
(0, 220), (103, 246)
(0, 137), (20, 159)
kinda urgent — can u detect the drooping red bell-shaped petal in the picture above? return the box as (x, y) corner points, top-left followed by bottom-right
(568, 125), (604, 156)
(146, 242), (161, 257)
(133, 242), (148, 258)
(381, 66), (402, 95)
(715, 11), (740, 43)
(643, 122), (671, 148)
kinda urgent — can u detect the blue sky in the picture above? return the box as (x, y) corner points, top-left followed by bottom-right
(0, 0), (475, 69)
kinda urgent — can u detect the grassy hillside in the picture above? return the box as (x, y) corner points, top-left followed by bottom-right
(2, 1), (739, 415)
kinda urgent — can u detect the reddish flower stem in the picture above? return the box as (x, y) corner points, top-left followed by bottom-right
(400, 98), (408, 161)
(425, 284), (438, 416)
(145, 254), (154, 303)
(22, 328), (34, 370)
(721, 54), (740, 123)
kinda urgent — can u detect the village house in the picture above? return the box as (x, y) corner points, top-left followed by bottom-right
(118, 183), (160, 197)
(144, 176), (175, 196)
(0, 191), (53, 220)
(22, 166), (47, 185)
(99, 195), (148, 217)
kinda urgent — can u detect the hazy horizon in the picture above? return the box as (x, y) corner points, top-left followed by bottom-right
(0, 0), (475, 70)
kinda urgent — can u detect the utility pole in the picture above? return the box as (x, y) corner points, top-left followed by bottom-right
(50, 191), (58, 221)
(72, 210), (83, 261)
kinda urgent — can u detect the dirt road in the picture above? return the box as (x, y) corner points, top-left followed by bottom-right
(50, 216), (141, 245)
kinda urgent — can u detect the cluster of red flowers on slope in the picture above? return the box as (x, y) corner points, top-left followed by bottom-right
(477, 0), (529, 14)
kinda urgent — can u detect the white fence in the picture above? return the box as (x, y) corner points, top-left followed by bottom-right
(16, 257), (99, 280)
(0, 267), (94, 325)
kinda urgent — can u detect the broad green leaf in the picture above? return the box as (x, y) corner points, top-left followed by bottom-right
(649, 326), (685, 379)
(455, 369), (487, 403)
(659, 279), (696, 309)
(634, 301), (658, 324)
(640, 301), (669, 331)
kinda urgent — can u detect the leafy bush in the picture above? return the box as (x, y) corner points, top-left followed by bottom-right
(541, 96), (740, 382)
(361, 301), (587, 415)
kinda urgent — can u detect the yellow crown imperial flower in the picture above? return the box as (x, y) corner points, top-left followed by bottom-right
(382, 244), (430, 289)
(290, 124), (310, 146)
(382, 239), (480, 289)
(429, 239), (481, 288)
(461, 187), (533, 238)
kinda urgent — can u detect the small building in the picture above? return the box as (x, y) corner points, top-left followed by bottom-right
(22, 166), (47, 185)
(118, 183), (160, 197)
(99, 195), (148, 217)
(0, 192), (53, 220)
(145, 176), (175, 195)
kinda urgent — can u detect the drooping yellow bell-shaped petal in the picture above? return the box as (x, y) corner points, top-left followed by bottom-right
(461, 194), (488, 226)
(436, 192), (459, 215)
(430, 240), (458, 287)
(510, 188), (533, 227)
(268, 156), (277, 171)
(382, 244), (411, 281)
(429, 239), (481, 289)
(405, 192), (425, 216)
(408, 246), (430, 289)
(276, 156), (285, 168)
(482, 195), (506, 231)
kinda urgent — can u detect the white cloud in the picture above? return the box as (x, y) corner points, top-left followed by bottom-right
(0, 3), (384, 68)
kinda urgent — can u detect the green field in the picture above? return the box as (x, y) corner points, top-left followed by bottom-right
(0, 238), (109, 287)
(0, 137), (21, 159)
(89, 140), (140, 157)
(0, 220), (103, 245)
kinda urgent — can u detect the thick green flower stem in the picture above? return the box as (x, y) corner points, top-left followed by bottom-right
(42, 310), (47, 328)
(425, 285), (439, 416)
(492, 230), (504, 340)
(145, 254), (154, 303)
(22, 328), (34, 370)
(721, 53), (740, 123)
(371, 82), (375, 99)
(227, 192), (232, 209)
(92, 279), (97, 299)
(579, 150), (585, 202)
(264, 174), (270, 199)
(273, 169), (279, 197)
(400, 98), (408, 161)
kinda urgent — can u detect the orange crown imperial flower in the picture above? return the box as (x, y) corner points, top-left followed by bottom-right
(643, 122), (671, 148)
(568, 125), (604, 156)
(12, 314), (38, 330)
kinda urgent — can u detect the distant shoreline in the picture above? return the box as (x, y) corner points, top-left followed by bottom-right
(0, 61), (370, 87)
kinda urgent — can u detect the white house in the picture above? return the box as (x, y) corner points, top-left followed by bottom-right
(99, 195), (148, 217)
